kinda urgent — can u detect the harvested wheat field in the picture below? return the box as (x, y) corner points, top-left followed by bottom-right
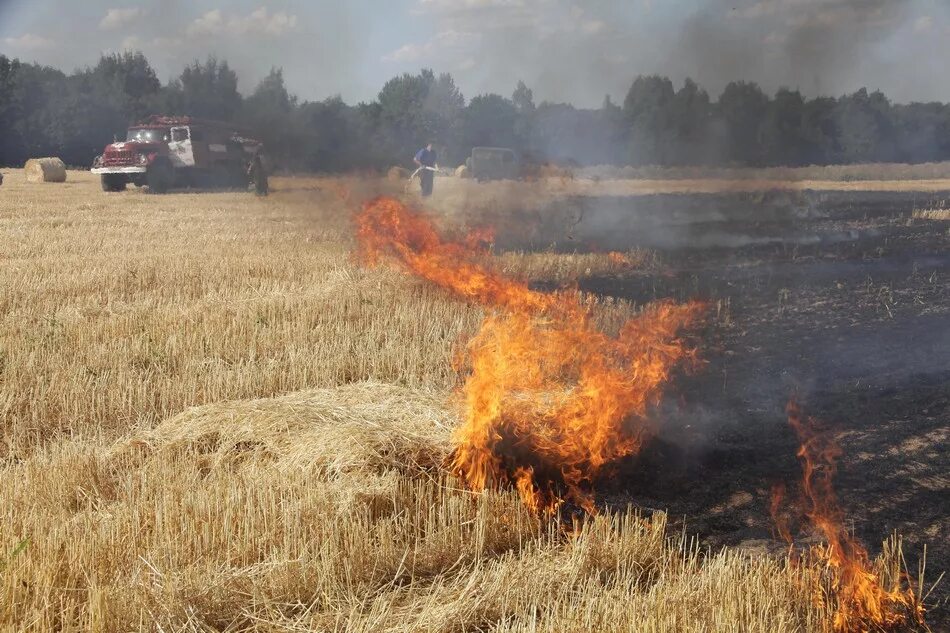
(0, 170), (944, 631)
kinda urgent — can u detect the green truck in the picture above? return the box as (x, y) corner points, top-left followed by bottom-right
(465, 147), (519, 181)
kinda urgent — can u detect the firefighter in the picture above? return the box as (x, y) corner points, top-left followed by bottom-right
(248, 152), (268, 196)
(413, 142), (438, 197)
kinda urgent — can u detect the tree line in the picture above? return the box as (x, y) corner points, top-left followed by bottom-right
(3, 51), (950, 171)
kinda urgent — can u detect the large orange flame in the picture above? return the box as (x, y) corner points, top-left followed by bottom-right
(779, 401), (925, 632)
(357, 197), (702, 513)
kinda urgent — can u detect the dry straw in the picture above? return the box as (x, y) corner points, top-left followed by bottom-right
(24, 157), (67, 183)
(913, 208), (950, 221)
(388, 166), (410, 181)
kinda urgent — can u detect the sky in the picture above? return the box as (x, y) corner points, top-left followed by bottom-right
(1, 0), (949, 107)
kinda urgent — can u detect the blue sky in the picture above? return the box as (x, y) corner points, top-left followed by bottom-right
(1, 1), (949, 106)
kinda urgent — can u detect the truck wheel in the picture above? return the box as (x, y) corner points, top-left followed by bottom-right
(101, 174), (127, 192)
(146, 161), (173, 194)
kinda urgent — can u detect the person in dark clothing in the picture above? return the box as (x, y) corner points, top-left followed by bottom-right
(414, 143), (438, 197)
(248, 153), (268, 196)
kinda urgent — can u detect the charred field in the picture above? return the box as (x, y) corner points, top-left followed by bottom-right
(511, 189), (950, 620)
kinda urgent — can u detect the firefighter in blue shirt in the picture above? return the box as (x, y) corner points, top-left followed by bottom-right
(413, 142), (438, 197)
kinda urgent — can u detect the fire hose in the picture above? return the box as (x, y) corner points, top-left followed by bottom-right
(405, 165), (447, 192)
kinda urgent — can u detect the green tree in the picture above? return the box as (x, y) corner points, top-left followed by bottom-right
(800, 96), (838, 164)
(0, 56), (27, 164)
(717, 81), (769, 165)
(45, 75), (126, 165)
(376, 69), (464, 165)
(172, 57), (241, 120)
(669, 78), (712, 165)
(425, 72), (465, 163)
(761, 88), (806, 166)
(0, 57), (68, 164)
(242, 68), (298, 166)
(834, 88), (896, 163)
(295, 96), (374, 172)
(512, 80), (536, 158)
(89, 51), (160, 120)
(623, 75), (676, 165)
(463, 94), (518, 150)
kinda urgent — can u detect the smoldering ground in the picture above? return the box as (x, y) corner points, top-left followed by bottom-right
(427, 182), (949, 622)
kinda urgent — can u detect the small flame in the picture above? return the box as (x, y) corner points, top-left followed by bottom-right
(607, 251), (631, 266)
(777, 401), (925, 632)
(770, 482), (794, 545)
(357, 197), (702, 514)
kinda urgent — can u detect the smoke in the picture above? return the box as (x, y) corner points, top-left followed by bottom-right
(414, 0), (948, 107)
(443, 185), (950, 420)
(676, 1), (921, 98)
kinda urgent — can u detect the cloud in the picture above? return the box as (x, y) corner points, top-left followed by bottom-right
(915, 15), (934, 32)
(418, 0), (530, 11)
(582, 20), (607, 35)
(188, 9), (225, 35)
(413, 0), (616, 38)
(2, 33), (54, 50)
(187, 7), (299, 38)
(383, 29), (482, 63)
(232, 7), (298, 35)
(120, 35), (142, 50)
(100, 7), (144, 30)
(414, 0), (551, 30)
(400, 0), (634, 104)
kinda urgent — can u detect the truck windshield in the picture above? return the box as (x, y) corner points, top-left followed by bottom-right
(126, 128), (166, 142)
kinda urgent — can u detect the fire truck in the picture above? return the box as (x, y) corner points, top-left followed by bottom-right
(91, 115), (264, 193)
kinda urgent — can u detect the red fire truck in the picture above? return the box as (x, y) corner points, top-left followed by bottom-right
(91, 115), (264, 193)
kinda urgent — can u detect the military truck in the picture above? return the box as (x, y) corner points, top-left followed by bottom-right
(465, 147), (519, 181)
(91, 115), (263, 193)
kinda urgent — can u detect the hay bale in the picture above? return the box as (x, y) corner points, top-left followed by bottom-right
(25, 157), (67, 183)
(113, 381), (455, 477)
(455, 165), (471, 179)
(387, 166), (410, 181)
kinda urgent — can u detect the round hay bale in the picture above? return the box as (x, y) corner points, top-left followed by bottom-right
(455, 165), (471, 179)
(387, 166), (410, 181)
(25, 157), (67, 183)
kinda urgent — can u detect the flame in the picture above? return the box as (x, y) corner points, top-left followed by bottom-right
(607, 251), (631, 266)
(769, 482), (794, 545)
(779, 401), (924, 632)
(357, 196), (702, 513)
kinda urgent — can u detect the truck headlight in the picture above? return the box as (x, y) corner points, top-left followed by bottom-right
(139, 154), (148, 165)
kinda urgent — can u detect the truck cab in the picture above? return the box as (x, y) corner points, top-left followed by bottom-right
(91, 125), (170, 190)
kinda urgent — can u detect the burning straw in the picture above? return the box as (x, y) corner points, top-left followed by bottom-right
(356, 196), (703, 514)
(772, 401), (927, 632)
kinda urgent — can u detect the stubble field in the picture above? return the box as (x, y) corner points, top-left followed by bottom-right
(0, 170), (945, 631)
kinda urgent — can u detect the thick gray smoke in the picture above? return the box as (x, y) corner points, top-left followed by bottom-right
(675, 0), (919, 99)
(428, 0), (949, 106)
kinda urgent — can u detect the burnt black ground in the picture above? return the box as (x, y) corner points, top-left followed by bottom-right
(517, 190), (950, 625)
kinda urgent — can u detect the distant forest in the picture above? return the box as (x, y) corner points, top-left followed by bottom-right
(2, 51), (950, 171)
